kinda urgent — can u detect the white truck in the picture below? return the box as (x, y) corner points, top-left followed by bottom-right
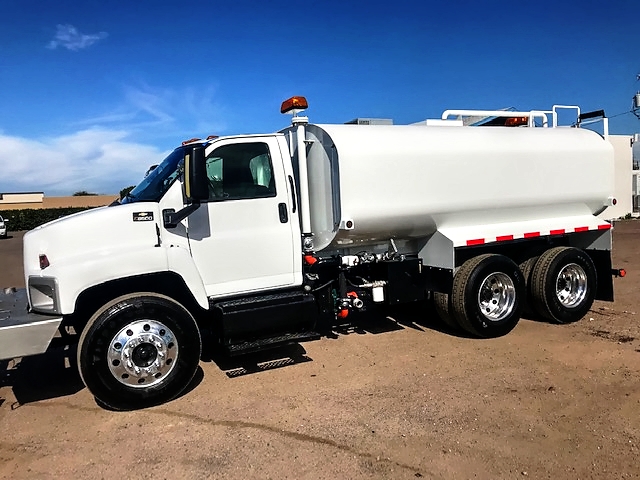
(0, 98), (623, 409)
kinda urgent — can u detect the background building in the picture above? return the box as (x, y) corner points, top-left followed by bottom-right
(0, 192), (116, 210)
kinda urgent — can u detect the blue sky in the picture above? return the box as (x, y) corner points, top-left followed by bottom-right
(0, 0), (639, 195)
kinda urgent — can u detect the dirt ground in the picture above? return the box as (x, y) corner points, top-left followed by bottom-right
(0, 224), (639, 480)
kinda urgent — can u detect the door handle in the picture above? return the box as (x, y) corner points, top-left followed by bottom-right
(278, 203), (288, 223)
(288, 175), (297, 213)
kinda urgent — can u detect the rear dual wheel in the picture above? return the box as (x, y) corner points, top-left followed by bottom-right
(435, 254), (525, 338)
(451, 254), (525, 337)
(433, 291), (457, 330)
(529, 247), (596, 324)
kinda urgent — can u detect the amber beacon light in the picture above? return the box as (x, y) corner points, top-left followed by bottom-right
(281, 96), (308, 114)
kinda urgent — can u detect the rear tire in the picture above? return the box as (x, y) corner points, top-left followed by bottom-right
(530, 247), (596, 324)
(450, 254), (525, 338)
(519, 256), (539, 318)
(77, 293), (201, 410)
(433, 292), (459, 330)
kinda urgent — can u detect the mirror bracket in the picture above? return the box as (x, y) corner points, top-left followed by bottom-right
(162, 203), (200, 229)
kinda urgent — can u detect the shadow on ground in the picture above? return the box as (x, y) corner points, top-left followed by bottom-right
(201, 300), (477, 380)
(0, 337), (84, 407)
(1, 301), (511, 407)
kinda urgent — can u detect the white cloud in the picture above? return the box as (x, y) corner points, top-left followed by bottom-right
(47, 24), (108, 51)
(0, 129), (168, 195)
(79, 83), (227, 137)
(0, 83), (227, 196)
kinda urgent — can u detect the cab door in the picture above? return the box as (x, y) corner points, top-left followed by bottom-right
(186, 136), (300, 298)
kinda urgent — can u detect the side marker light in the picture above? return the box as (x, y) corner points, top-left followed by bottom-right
(39, 254), (50, 269)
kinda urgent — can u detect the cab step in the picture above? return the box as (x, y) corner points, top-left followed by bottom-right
(211, 289), (317, 339)
(225, 331), (321, 356)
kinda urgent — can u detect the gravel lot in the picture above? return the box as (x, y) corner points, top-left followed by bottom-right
(1, 224), (639, 479)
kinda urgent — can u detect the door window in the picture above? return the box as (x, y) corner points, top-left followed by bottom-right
(205, 142), (276, 200)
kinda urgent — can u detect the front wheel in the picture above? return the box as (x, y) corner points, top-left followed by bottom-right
(77, 293), (201, 410)
(450, 254), (525, 338)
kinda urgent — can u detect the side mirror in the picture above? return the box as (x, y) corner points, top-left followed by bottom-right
(184, 146), (209, 203)
(163, 145), (208, 229)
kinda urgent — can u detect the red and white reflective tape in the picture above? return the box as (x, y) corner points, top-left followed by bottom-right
(465, 223), (611, 247)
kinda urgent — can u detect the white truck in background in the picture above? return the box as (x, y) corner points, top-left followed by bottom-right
(0, 97), (624, 409)
(0, 214), (8, 238)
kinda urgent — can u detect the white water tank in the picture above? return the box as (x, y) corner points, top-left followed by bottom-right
(288, 123), (615, 252)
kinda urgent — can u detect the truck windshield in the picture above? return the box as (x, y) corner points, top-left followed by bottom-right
(120, 147), (186, 204)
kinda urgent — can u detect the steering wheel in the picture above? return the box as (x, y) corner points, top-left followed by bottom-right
(207, 176), (223, 198)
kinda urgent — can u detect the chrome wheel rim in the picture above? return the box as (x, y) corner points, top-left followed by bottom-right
(477, 272), (516, 321)
(107, 320), (178, 388)
(555, 263), (587, 307)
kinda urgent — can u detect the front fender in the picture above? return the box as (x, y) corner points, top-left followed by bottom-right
(30, 244), (208, 314)
(166, 245), (208, 309)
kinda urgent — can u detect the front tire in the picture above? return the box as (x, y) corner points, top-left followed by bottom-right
(530, 247), (597, 324)
(77, 293), (201, 410)
(450, 254), (525, 338)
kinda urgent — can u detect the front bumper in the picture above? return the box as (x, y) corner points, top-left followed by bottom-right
(0, 288), (62, 361)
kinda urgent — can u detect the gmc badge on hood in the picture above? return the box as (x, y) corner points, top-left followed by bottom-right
(133, 212), (154, 222)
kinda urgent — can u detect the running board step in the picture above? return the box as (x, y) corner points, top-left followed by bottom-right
(212, 290), (317, 339)
(225, 331), (321, 356)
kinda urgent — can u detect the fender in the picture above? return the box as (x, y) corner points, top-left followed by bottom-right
(30, 243), (208, 314)
(165, 244), (208, 309)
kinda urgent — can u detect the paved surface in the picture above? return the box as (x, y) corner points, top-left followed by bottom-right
(0, 224), (639, 479)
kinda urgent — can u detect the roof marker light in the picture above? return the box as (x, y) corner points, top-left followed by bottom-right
(181, 137), (201, 145)
(505, 116), (529, 127)
(281, 96), (308, 115)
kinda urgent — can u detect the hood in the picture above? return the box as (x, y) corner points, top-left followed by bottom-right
(24, 203), (162, 276)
